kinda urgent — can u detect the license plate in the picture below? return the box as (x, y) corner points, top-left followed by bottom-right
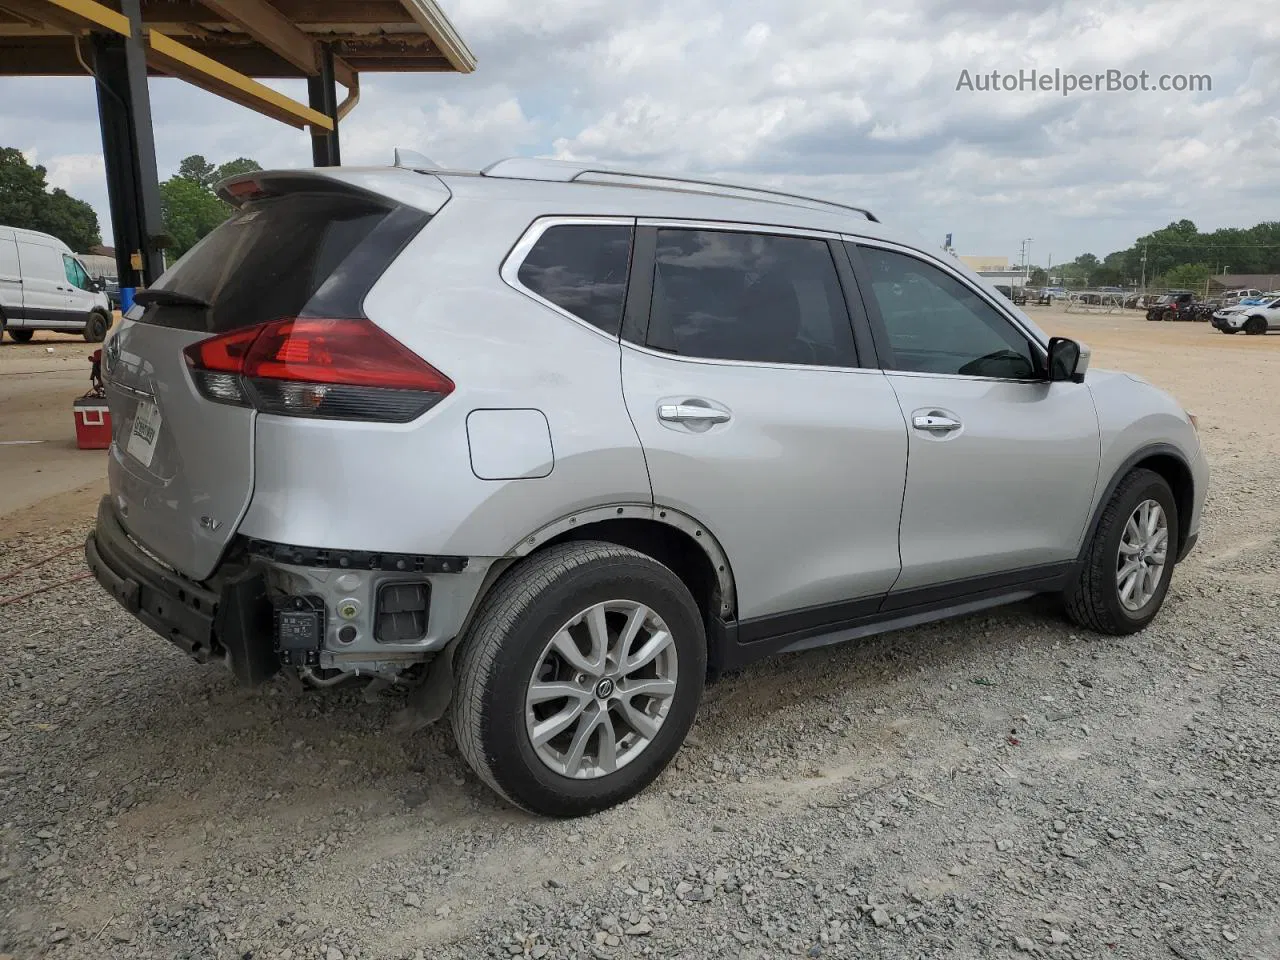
(126, 400), (162, 468)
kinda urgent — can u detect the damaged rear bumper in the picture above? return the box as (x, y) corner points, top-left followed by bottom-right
(86, 496), (277, 684)
(85, 496), (496, 686)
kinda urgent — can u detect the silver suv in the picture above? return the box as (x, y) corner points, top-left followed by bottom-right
(86, 157), (1209, 817)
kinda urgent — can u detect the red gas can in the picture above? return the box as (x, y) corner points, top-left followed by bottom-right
(74, 396), (111, 450)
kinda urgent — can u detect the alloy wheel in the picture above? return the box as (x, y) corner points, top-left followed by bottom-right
(1116, 498), (1169, 611)
(525, 600), (679, 780)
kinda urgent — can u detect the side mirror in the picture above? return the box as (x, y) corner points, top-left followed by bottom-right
(1047, 336), (1087, 383)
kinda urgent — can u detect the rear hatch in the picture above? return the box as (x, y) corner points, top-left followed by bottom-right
(104, 175), (437, 581)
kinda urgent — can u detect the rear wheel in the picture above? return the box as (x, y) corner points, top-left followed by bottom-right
(8, 329), (33, 344)
(1244, 315), (1267, 335)
(84, 310), (110, 343)
(1064, 468), (1178, 635)
(452, 541), (706, 817)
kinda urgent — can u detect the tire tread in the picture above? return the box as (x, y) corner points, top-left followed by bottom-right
(1064, 468), (1171, 635)
(451, 541), (679, 812)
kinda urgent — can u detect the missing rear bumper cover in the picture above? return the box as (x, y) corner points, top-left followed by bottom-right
(244, 538), (468, 574)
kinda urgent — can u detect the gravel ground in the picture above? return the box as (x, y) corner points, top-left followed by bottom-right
(1, 314), (1277, 960)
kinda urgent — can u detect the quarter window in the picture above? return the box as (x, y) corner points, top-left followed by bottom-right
(647, 229), (857, 367)
(517, 223), (634, 336)
(857, 245), (1040, 379)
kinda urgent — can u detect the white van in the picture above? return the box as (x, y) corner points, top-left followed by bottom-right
(0, 225), (114, 343)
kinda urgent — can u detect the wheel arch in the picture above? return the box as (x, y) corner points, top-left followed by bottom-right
(454, 505), (739, 680)
(1079, 444), (1196, 566)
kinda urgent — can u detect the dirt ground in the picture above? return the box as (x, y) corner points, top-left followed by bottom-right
(1, 307), (1277, 960)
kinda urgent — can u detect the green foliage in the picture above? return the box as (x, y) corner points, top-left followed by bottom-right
(213, 157), (262, 184)
(1028, 267), (1048, 286)
(177, 155), (217, 189)
(160, 153), (262, 259)
(1162, 263), (1212, 291)
(159, 175), (227, 260)
(0, 147), (101, 251)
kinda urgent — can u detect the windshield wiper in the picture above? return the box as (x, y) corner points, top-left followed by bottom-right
(133, 289), (210, 309)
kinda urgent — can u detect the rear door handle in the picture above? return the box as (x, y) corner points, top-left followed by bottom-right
(912, 414), (961, 432)
(659, 404), (731, 425)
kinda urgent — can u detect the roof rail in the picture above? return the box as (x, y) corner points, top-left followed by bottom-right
(479, 157), (878, 222)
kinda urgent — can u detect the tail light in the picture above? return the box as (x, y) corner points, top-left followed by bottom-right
(183, 318), (453, 422)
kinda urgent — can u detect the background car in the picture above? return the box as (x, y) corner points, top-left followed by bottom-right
(1212, 295), (1280, 334)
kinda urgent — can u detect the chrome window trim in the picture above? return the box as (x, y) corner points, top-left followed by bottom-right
(499, 215), (638, 344)
(620, 338), (884, 376)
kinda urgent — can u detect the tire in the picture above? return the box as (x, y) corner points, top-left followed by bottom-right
(451, 541), (706, 818)
(1244, 315), (1267, 335)
(0, 310), (6, 342)
(1221, 326), (1239, 335)
(9, 329), (33, 344)
(83, 311), (110, 343)
(1162, 309), (1178, 322)
(1064, 468), (1179, 635)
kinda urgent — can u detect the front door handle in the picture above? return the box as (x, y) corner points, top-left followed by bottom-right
(659, 404), (731, 425)
(912, 414), (961, 432)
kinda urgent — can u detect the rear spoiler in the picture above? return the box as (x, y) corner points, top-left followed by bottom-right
(216, 168), (452, 216)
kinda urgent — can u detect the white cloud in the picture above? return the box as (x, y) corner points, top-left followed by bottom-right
(0, 0), (1275, 264)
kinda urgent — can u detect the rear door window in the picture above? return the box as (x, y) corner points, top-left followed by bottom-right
(646, 228), (857, 367)
(143, 192), (421, 332)
(516, 223), (634, 336)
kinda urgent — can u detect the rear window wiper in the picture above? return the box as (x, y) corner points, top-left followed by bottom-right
(133, 289), (210, 309)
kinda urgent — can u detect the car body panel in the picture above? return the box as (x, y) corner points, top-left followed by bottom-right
(885, 374), (1101, 591)
(103, 318), (258, 580)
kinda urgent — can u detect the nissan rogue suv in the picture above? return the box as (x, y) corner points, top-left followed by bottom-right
(86, 157), (1209, 817)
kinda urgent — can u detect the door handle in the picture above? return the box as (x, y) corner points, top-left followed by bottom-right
(659, 404), (731, 425)
(912, 414), (961, 432)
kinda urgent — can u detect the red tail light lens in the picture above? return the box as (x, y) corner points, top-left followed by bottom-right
(183, 318), (453, 422)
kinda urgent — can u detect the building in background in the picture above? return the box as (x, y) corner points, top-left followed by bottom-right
(1208, 273), (1280, 294)
(959, 255), (1027, 288)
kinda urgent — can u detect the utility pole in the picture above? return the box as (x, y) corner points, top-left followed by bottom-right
(1140, 244), (1147, 294)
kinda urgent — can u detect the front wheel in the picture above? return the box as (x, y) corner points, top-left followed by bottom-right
(451, 541), (706, 817)
(1244, 315), (1267, 335)
(1064, 468), (1179, 635)
(8, 329), (33, 344)
(84, 311), (110, 343)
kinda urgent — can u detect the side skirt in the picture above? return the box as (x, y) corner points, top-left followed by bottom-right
(719, 562), (1073, 672)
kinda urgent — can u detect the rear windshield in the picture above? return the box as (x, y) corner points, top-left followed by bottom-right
(144, 191), (424, 332)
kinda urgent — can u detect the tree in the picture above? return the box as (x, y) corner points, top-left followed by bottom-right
(159, 154), (262, 259)
(1162, 263), (1211, 291)
(177, 155), (217, 189)
(213, 157), (262, 184)
(1028, 267), (1048, 286)
(159, 175), (226, 259)
(0, 147), (101, 251)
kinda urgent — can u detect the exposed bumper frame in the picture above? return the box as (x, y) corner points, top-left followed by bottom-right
(86, 496), (224, 662)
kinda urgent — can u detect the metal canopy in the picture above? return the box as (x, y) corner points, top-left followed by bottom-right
(0, 0), (473, 291)
(0, 1), (475, 78)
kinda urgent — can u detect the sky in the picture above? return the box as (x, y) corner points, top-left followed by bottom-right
(1, 0), (1277, 269)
